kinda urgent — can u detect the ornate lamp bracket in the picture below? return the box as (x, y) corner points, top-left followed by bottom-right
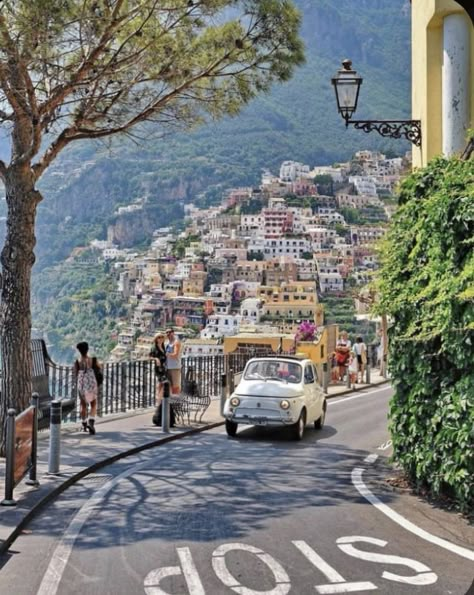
(349, 119), (422, 147)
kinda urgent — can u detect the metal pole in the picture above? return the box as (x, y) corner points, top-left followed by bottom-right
(220, 373), (227, 417)
(48, 400), (62, 475)
(161, 380), (170, 433)
(1, 409), (17, 506)
(26, 394), (40, 487)
(322, 362), (329, 394)
(346, 366), (352, 389)
(366, 362), (371, 384)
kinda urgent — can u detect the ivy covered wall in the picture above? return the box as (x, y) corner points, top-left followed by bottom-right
(377, 156), (474, 511)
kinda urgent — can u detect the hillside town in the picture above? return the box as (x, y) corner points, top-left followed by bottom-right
(89, 150), (409, 362)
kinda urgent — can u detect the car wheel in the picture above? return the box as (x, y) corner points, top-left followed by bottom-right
(225, 419), (238, 437)
(314, 401), (327, 429)
(292, 410), (306, 441)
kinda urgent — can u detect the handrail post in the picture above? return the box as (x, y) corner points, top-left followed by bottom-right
(1, 409), (17, 506)
(220, 373), (227, 417)
(322, 362), (329, 394)
(26, 394), (40, 487)
(48, 401), (62, 475)
(162, 380), (170, 433)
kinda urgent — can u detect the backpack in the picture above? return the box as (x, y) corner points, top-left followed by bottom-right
(92, 357), (104, 385)
(77, 362), (99, 403)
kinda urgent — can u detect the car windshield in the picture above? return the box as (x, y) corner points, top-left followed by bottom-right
(244, 360), (302, 384)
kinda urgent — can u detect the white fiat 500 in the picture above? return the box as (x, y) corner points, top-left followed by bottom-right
(223, 356), (326, 440)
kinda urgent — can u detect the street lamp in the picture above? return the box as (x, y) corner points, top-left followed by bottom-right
(331, 59), (422, 147)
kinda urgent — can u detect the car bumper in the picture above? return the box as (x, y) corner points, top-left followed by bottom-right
(225, 411), (296, 426)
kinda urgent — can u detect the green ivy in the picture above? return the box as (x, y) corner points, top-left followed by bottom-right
(376, 156), (474, 511)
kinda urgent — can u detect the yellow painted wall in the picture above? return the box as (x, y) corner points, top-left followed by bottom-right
(223, 334), (295, 354)
(412, 0), (474, 167)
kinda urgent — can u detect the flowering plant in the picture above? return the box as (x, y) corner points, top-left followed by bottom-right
(295, 320), (317, 342)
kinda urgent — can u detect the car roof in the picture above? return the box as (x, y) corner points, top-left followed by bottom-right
(245, 355), (311, 365)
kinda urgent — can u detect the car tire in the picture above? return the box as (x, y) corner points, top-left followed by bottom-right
(314, 401), (327, 429)
(292, 410), (306, 441)
(225, 419), (238, 437)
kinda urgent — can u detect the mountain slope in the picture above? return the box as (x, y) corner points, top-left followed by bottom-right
(28, 0), (411, 268)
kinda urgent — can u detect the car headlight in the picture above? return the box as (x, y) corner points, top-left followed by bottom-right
(230, 396), (240, 407)
(280, 400), (290, 410)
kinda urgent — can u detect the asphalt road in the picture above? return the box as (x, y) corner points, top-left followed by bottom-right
(1, 385), (473, 595)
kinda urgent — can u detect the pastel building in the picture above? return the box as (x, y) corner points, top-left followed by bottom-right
(412, 1), (474, 166)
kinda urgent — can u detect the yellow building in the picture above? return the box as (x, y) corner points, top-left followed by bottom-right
(412, 1), (474, 167)
(258, 282), (324, 327)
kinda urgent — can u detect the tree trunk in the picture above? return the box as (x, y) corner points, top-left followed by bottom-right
(0, 164), (41, 453)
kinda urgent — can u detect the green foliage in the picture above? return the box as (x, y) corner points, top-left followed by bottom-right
(320, 295), (376, 343)
(32, 260), (125, 363)
(377, 156), (474, 511)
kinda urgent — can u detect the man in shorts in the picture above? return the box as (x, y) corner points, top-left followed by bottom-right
(165, 328), (182, 394)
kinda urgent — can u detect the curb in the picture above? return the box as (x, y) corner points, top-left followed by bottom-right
(0, 420), (224, 556)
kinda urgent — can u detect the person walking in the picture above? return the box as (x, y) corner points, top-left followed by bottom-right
(74, 341), (102, 435)
(165, 328), (182, 395)
(353, 336), (367, 383)
(149, 332), (168, 404)
(335, 330), (351, 381)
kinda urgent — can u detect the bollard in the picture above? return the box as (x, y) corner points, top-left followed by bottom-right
(346, 367), (352, 389)
(26, 394), (40, 487)
(220, 373), (227, 417)
(366, 363), (371, 385)
(161, 380), (170, 433)
(1, 409), (17, 506)
(322, 362), (329, 394)
(48, 400), (62, 475)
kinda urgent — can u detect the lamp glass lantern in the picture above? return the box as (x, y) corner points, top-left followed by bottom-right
(331, 59), (362, 125)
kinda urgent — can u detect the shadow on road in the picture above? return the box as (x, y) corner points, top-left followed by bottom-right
(15, 428), (396, 550)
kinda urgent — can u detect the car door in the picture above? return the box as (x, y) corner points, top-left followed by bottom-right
(311, 363), (325, 419)
(303, 364), (318, 420)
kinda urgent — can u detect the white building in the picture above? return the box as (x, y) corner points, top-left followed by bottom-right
(263, 237), (311, 260)
(182, 338), (223, 357)
(349, 176), (378, 196)
(240, 298), (263, 323)
(318, 272), (344, 293)
(201, 314), (242, 339)
(279, 161), (310, 182)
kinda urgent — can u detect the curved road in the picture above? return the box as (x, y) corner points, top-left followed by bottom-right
(0, 385), (473, 595)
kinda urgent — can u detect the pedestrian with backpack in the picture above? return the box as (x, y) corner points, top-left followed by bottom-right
(74, 341), (102, 435)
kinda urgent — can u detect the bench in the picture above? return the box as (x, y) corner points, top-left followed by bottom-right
(169, 368), (211, 425)
(31, 339), (76, 430)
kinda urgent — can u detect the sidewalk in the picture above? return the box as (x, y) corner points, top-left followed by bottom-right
(0, 371), (388, 555)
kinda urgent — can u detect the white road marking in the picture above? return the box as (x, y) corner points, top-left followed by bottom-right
(178, 547), (206, 595)
(377, 440), (392, 451)
(144, 565), (182, 595)
(37, 457), (155, 595)
(292, 540), (376, 593)
(364, 454), (378, 464)
(351, 467), (474, 561)
(212, 542), (291, 595)
(329, 386), (392, 407)
(337, 536), (437, 586)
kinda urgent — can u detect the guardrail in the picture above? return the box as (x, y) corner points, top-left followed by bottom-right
(43, 346), (383, 425)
